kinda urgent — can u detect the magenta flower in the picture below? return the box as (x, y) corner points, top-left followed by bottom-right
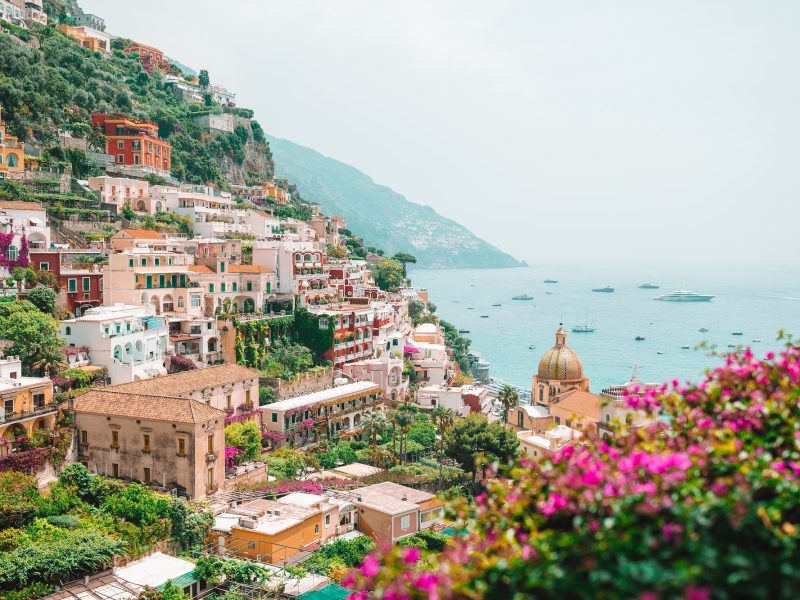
(360, 554), (381, 578)
(402, 547), (421, 565)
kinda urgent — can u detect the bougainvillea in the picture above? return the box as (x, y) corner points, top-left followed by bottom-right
(0, 447), (52, 473)
(224, 447), (243, 469)
(0, 230), (29, 271)
(349, 346), (800, 598)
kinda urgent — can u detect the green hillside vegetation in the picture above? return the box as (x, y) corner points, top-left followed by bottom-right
(0, 27), (273, 187)
(267, 135), (522, 269)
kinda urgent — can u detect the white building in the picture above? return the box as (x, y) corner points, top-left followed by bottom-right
(61, 304), (169, 384)
(0, 201), (50, 274)
(253, 240), (329, 295)
(88, 176), (151, 213)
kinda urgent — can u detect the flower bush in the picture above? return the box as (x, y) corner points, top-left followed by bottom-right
(224, 446), (243, 469)
(349, 346), (800, 598)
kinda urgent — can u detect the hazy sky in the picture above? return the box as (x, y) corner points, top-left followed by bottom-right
(82, 0), (800, 267)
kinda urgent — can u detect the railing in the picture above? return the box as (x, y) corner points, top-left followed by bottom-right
(0, 402), (58, 424)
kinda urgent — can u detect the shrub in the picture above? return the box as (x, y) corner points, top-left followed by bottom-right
(45, 514), (82, 529)
(25, 286), (56, 315)
(224, 421), (262, 462)
(100, 483), (170, 526)
(0, 472), (40, 528)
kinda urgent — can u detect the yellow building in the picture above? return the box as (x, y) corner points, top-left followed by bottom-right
(0, 106), (24, 179)
(0, 356), (55, 454)
(56, 25), (110, 55)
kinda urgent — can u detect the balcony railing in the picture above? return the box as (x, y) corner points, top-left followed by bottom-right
(0, 402), (58, 424)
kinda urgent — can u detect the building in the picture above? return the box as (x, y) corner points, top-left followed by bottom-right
(509, 403), (552, 432)
(69, 389), (226, 498)
(29, 250), (103, 315)
(262, 381), (383, 447)
(598, 370), (658, 439)
(73, 13), (105, 31)
(103, 364), (260, 414)
(549, 389), (601, 428)
(0, 1), (25, 27)
(192, 113), (235, 133)
(0, 106), (24, 179)
(253, 241), (329, 295)
(208, 85), (236, 107)
(123, 41), (173, 73)
(57, 24), (111, 55)
(517, 425), (582, 460)
(404, 338), (453, 387)
(61, 304), (169, 384)
(341, 356), (407, 402)
(0, 356), (54, 454)
(414, 384), (487, 416)
(91, 114), (171, 176)
(0, 199), (50, 254)
(88, 176), (151, 213)
(338, 482), (444, 544)
(15, 0), (46, 26)
(210, 492), (357, 564)
(531, 325), (590, 407)
(307, 302), (374, 368)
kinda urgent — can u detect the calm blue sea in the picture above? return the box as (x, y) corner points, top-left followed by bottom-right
(408, 265), (800, 391)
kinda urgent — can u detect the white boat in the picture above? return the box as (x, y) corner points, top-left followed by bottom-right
(572, 325), (595, 333)
(655, 290), (715, 302)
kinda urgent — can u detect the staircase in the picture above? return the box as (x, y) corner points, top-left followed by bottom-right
(51, 224), (90, 249)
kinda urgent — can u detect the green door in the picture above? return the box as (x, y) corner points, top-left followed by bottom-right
(146, 275), (153, 289)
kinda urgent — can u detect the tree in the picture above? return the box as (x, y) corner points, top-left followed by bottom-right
(395, 408), (414, 464)
(161, 581), (189, 600)
(372, 258), (406, 292)
(169, 499), (213, 554)
(431, 406), (456, 481)
(12, 267), (36, 291)
(445, 414), (519, 482)
(361, 411), (388, 464)
(497, 385), (519, 425)
(0, 300), (63, 375)
(224, 421), (262, 462)
(25, 286), (56, 315)
(392, 252), (417, 277)
(34, 271), (60, 292)
(121, 201), (135, 221)
(198, 69), (210, 88)
(32, 345), (66, 377)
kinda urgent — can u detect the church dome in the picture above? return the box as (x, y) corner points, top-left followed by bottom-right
(537, 325), (584, 381)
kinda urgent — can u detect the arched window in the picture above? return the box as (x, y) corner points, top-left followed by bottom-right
(7, 154), (18, 168)
(6, 245), (17, 260)
(518, 411), (524, 427)
(113, 345), (122, 360)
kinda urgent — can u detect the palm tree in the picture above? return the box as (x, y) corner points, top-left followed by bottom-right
(33, 347), (66, 378)
(386, 409), (399, 460)
(395, 409), (414, 464)
(498, 385), (520, 425)
(431, 406), (456, 483)
(361, 411), (388, 465)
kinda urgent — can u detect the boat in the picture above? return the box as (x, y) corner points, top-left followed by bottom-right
(544, 279), (558, 284)
(528, 345), (536, 350)
(752, 339), (762, 343)
(727, 344), (736, 348)
(467, 307), (475, 310)
(656, 351), (664, 355)
(545, 291), (553, 295)
(635, 336), (646, 341)
(732, 332), (743, 336)
(592, 286), (615, 293)
(699, 327), (709, 333)
(681, 346), (690, 350)
(458, 329), (470, 334)
(492, 303), (502, 307)
(655, 290), (715, 302)
(480, 315), (490, 318)
(512, 294), (534, 301)
(572, 325), (595, 333)
(639, 283), (660, 289)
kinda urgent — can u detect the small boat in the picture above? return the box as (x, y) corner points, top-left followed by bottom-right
(727, 344), (736, 348)
(655, 290), (715, 302)
(458, 329), (470, 334)
(656, 351), (664, 355)
(450, 299), (460, 303)
(467, 307), (475, 310)
(639, 283), (660, 289)
(492, 303), (502, 307)
(635, 336), (646, 341)
(681, 346), (690, 350)
(512, 294), (534, 301)
(480, 315), (490, 318)
(732, 332), (743, 336)
(699, 327), (709, 333)
(528, 345), (536, 350)
(545, 291), (553, 295)
(752, 339), (762, 343)
(544, 279), (558, 284)
(592, 286), (615, 293)
(572, 325), (595, 333)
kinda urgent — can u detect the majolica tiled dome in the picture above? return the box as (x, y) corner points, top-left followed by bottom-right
(537, 325), (584, 381)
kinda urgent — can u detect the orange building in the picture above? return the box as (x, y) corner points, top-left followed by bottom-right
(56, 25), (111, 55)
(0, 356), (55, 454)
(259, 181), (289, 205)
(123, 41), (173, 73)
(91, 115), (171, 175)
(0, 106), (24, 178)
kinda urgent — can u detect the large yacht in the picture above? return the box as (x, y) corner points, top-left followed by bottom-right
(655, 290), (715, 302)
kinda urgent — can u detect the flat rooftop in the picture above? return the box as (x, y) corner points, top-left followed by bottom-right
(265, 381), (381, 412)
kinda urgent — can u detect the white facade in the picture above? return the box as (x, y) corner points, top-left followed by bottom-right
(89, 176), (150, 212)
(0, 201), (50, 273)
(61, 304), (169, 384)
(253, 240), (328, 294)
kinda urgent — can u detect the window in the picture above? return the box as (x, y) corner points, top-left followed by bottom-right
(80, 430), (88, 445)
(209, 284), (214, 293)
(143, 467), (151, 483)
(177, 296), (184, 308)
(191, 296), (201, 307)
(112, 463), (119, 477)
(220, 262), (225, 273)
(325, 514), (331, 526)
(39, 262), (49, 271)
(314, 524), (319, 535)
(65, 326), (71, 335)
(129, 259), (134, 267)
(226, 395), (232, 409)
(154, 258), (160, 266)
(178, 438), (186, 456)
(232, 282), (237, 291)
(245, 390), (251, 405)
(554, 416), (561, 425)
(271, 413), (277, 423)
(6, 245), (17, 260)
(207, 467), (214, 489)
(207, 434), (214, 454)
(400, 515), (410, 530)
(117, 154), (124, 163)
(111, 430), (119, 448)
(141, 258), (147, 267)
(117, 140), (124, 149)
(221, 283), (226, 292)
(247, 281), (252, 291)
(82, 277), (90, 292)
(143, 434), (151, 452)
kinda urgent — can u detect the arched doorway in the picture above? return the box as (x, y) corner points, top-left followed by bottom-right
(136, 200), (147, 212)
(243, 298), (255, 313)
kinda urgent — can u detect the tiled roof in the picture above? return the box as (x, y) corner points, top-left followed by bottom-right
(0, 201), (45, 211)
(553, 389), (601, 421)
(71, 390), (225, 424)
(187, 265), (213, 273)
(228, 265), (274, 274)
(119, 229), (165, 240)
(106, 364), (260, 397)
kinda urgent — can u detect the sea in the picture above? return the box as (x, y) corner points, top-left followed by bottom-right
(408, 264), (800, 392)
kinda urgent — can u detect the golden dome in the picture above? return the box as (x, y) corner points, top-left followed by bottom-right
(537, 325), (584, 381)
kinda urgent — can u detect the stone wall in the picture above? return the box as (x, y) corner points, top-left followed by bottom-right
(264, 367), (333, 400)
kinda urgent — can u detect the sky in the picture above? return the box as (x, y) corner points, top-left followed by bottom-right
(82, 0), (800, 268)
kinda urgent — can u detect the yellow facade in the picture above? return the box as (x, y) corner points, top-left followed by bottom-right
(213, 514), (323, 564)
(0, 106), (24, 177)
(0, 382), (56, 454)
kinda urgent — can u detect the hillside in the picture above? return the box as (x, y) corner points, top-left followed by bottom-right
(267, 135), (522, 268)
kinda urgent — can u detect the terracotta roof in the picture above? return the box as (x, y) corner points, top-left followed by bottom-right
(553, 389), (601, 421)
(187, 265), (213, 273)
(228, 265), (274, 274)
(118, 229), (165, 240)
(417, 498), (446, 511)
(106, 364), (260, 397)
(0, 201), (45, 211)
(71, 390), (225, 424)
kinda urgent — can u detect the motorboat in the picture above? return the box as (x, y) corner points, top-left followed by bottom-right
(635, 336), (646, 341)
(655, 290), (715, 302)
(544, 279), (558, 284)
(681, 346), (690, 350)
(699, 327), (709, 333)
(752, 339), (762, 343)
(572, 325), (595, 333)
(458, 329), (470, 334)
(528, 345), (536, 350)
(592, 286), (615, 293)
(480, 315), (490, 318)
(512, 294), (534, 301)
(732, 332), (743, 336)
(545, 291), (553, 295)
(639, 283), (660, 289)
(492, 303), (502, 307)
(656, 351), (664, 355)
(467, 307), (475, 310)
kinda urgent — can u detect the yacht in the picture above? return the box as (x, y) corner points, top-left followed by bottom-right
(699, 327), (709, 333)
(655, 290), (715, 302)
(572, 325), (595, 333)
(544, 279), (558, 284)
(492, 303), (503, 307)
(592, 286), (615, 293)
(732, 332), (743, 336)
(639, 283), (660, 289)
(681, 345), (690, 350)
(635, 336), (646, 341)
(458, 329), (470, 334)
(480, 315), (490, 318)
(512, 294), (534, 301)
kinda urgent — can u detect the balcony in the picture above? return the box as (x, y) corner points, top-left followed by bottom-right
(0, 402), (58, 425)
